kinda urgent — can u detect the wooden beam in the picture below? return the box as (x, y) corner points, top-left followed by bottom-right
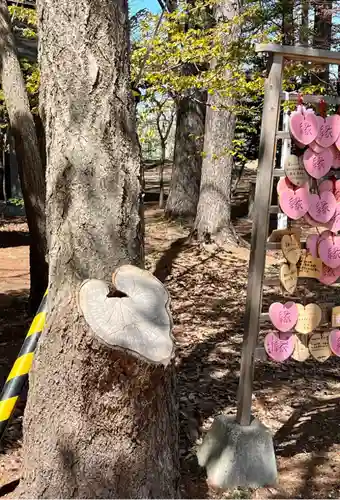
(273, 168), (340, 178)
(266, 240), (306, 250)
(236, 54), (283, 426)
(280, 92), (340, 105)
(256, 43), (340, 66)
(263, 276), (340, 287)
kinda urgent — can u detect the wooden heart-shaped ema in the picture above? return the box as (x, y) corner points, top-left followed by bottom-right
(284, 154), (309, 187)
(295, 303), (322, 334)
(78, 265), (174, 366)
(281, 234), (301, 264)
(280, 262), (297, 294)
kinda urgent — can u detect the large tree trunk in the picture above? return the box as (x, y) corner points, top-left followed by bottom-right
(0, 0), (47, 311)
(194, 0), (239, 245)
(165, 90), (206, 220)
(19, 0), (179, 497)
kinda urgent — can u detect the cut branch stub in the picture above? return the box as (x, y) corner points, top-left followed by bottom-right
(78, 265), (174, 366)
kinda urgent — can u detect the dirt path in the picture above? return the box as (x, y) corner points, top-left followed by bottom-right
(0, 207), (340, 498)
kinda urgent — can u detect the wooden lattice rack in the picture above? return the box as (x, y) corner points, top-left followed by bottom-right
(236, 43), (340, 426)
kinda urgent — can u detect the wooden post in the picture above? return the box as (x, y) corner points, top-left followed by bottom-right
(236, 54), (283, 426)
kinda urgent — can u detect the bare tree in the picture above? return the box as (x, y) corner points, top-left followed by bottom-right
(155, 97), (175, 208)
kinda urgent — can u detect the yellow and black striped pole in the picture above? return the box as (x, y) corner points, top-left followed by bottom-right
(0, 290), (48, 441)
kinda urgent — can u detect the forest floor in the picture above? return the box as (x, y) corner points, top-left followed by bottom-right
(0, 166), (340, 498)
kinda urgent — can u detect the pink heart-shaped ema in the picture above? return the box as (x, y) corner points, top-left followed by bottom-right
(318, 235), (340, 268)
(303, 147), (333, 179)
(279, 186), (310, 220)
(277, 176), (295, 195)
(290, 109), (318, 145)
(308, 191), (336, 223)
(330, 145), (340, 168)
(315, 115), (340, 148)
(309, 141), (325, 154)
(326, 205), (340, 233)
(264, 331), (295, 362)
(329, 329), (340, 356)
(304, 212), (327, 228)
(319, 229), (333, 241)
(319, 263), (340, 285)
(268, 302), (298, 332)
(306, 234), (319, 258)
(319, 178), (340, 202)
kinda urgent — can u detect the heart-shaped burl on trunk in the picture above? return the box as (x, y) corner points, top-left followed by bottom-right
(78, 265), (174, 365)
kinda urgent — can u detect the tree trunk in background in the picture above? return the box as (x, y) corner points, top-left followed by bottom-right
(159, 137), (166, 208)
(282, 0), (295, 45)
(0, 0), (47, 311)
(299, 0), (309, 45)
(312, 0), (332, 86)
(194, 0), (240, 245)
(165, 90), (206, 220)
(19, 0), (179, 497)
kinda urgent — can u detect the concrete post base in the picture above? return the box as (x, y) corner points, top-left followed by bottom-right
(197, 415), (277, 489)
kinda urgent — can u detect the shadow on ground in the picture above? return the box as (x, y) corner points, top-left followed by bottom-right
(0, 232), (29, 249)
(150, 237), (340, 498)
(0, 291), (30, 455)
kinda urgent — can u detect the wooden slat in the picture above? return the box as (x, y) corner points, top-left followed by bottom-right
(276, 131), (290, 140)
(266, 240), (306, 249)
(273, 168), (340, 178)
(236, 54), (283, 427)
(254, 347), (268, 361)
(256, 43), (340, 66)
(263, 276), (340, 286)
(280, 92), (340, 105)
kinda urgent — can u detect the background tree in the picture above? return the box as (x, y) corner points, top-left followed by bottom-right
(0, 0), (46, 310)
(165, 0), (208, 221)
(194, 0), (241, 245)
(154, 95), (176, 208)
(19, 0), (179, 496)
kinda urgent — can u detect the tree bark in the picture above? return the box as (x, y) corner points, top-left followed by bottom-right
(282, 0), (295, 45)
(312, 0), (332, 86)
(19, 0), (179, 497)
(194, 0), (240, 245)
(0, 0), (47, 311)
(165, 90), (206, 220)
(159, 138), (166, 208)
(299, 0), (309, 46)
